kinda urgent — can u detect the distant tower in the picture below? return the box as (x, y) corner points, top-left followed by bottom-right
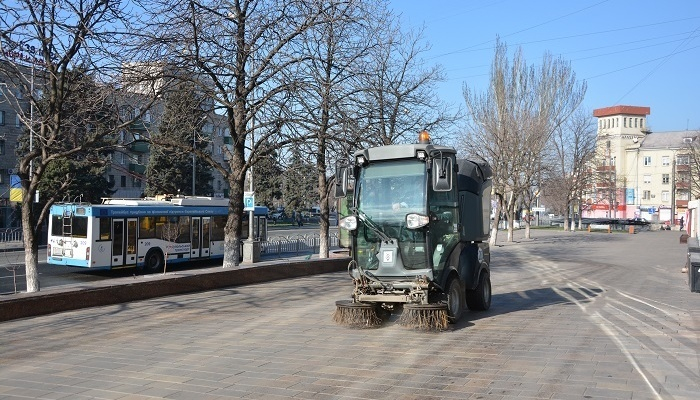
(590, 105), (651, 219)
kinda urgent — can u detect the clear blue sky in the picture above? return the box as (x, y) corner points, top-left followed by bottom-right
(390, 0), (700, 132)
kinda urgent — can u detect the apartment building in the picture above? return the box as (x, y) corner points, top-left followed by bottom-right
(587, 105), (697, 224)
(0, 61), (36, 228)
(0, 61), (231, 228)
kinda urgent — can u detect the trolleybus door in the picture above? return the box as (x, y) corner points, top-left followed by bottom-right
(126, 218), (137, 265)
(191, 217), (201, 258)
(201, 217), (210, 257)
(111, 219), (124, 266)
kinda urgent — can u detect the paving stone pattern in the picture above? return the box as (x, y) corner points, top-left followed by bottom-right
(0, 229), (698, 399)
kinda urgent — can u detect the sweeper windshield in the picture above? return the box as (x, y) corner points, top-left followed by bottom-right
(354, 160), (430, 271)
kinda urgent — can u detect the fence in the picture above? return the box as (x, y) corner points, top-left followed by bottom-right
(261, 233), (340, 258)
(0, 228), (22, 243)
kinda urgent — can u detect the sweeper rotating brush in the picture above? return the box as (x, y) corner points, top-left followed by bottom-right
(332, 300), (383, 328)
(397, 303), (449, 331)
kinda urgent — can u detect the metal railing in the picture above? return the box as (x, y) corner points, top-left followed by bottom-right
(261, 233), (340, 258)
(0, 228), (23, 243)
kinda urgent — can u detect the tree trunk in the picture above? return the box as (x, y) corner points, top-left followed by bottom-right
(488, 196), (503, 246)
(525, 216), (531, 239)
(223, 184), (243, 269)
(21, 199), (39, 292)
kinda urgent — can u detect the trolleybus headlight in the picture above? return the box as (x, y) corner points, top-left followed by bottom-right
(338, 215), (357, 231)
(406, 213), (429, 229)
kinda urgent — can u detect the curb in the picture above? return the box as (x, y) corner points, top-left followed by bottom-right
(0, 257), (350, 322)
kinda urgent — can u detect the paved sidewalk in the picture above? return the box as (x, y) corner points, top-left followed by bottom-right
(0, 229), (698, 399)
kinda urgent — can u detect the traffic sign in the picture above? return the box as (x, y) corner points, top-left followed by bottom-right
(532, 207), (546, 212)
(243, 192), (255, 211)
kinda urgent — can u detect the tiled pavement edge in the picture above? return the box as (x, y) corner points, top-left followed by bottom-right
(0, 257), (349, 322)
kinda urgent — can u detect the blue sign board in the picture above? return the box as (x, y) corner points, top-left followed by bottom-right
(243, 192), (255, 211)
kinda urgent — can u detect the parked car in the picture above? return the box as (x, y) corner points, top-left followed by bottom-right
(626, 218), (650, 225)
(269, 211), (286, 221)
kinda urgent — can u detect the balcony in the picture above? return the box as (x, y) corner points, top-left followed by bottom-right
(130, 120), (151, 131)
(128, 163), (146, 174)
(597, 165), (616, 173)
(676, 164), (689, 172)
(129, 141), (149, 153)
(223, 136), (233, 145)
(676, 200), (689, 209)
(676, 181), (690, 189)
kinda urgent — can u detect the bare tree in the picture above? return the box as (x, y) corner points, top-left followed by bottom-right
(549, 108), (597, 231)
(161, 218), (184, 275)
(293, 0), (381, 258)
(461, 40), (586, 244)
(140, 0), (327, 268)
(685, 131), (700, 201)
(356, 18), (460, 147)
(0, 0), (140, 292)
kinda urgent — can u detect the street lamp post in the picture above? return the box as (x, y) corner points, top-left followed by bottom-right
(192, 128), (196, 196)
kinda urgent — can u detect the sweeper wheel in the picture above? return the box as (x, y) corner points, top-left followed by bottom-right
(398, 303), (449, 331)
(332, 300), (383, 328)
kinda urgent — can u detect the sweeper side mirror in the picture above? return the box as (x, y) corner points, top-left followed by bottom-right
(432, 157), (452, 192)
(335, 165), (350, 198)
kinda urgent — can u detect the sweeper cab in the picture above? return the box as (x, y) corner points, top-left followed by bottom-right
(333, 131), (493, 330)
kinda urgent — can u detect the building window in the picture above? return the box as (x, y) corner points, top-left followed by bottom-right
(662, 156), (670, 166)
(0, 110), (5, 125)
(0, 170), (4, 184)
(624, 117), (627, 127)
(15, 114), (20, 128)
(643, 156), (652, 166)
(120, 176), (126, 187)
(662, 174), (670, 184)
(643, 190), (651, 200)
(640, 119), (644, 128)
(0, 139), (5, 155)
(643, 175), (651, 184)
(132, 176), (141, 188)
(661, 191), (670, 202)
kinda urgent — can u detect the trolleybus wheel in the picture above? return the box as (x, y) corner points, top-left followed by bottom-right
(144, 249), (164, 273)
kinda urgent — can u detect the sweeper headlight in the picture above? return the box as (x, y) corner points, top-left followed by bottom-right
(406, 213), (429, 229)
(338, 215), (358, 231)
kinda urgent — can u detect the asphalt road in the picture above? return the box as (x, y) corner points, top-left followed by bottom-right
(0, 228), (697, 399)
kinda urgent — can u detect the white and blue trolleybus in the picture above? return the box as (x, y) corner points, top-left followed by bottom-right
(47, 196), (264, 272)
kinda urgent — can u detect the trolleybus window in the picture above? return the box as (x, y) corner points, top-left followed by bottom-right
(211, 216), (226, 241)
(99, 218), (111, 240)
(50, 215), (88, 238)
(139, 216), (156, 238)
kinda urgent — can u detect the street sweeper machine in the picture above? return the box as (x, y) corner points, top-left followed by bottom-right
(333, 131), (493, 330)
